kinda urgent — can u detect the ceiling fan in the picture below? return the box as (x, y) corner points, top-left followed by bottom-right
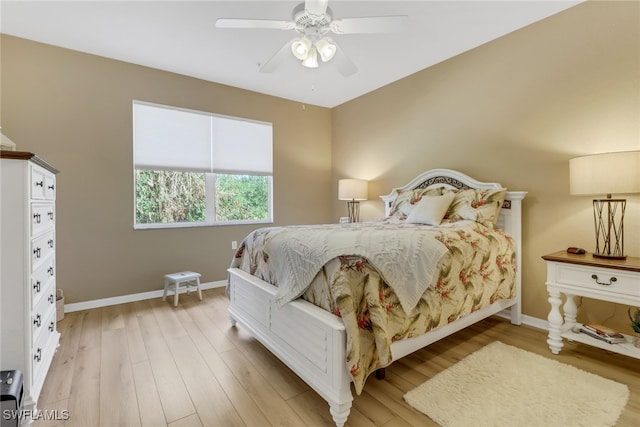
(216, 0), (409, 76)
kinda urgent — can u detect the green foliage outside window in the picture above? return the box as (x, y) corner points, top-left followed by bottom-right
(215, 174), (269, 221)
(135, 170), (269, 225)
(135, 170), (206, 224)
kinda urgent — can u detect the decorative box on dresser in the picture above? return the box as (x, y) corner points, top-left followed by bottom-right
(1, 151), (61, 416)
(543, 250), (640, 359)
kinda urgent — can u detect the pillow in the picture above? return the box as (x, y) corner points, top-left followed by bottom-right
(443, 188), (507, 227)
(406, 192), (455, 225)
(388, 186), (444, 219)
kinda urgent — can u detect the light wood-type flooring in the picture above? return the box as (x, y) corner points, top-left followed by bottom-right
(36, 287), (639, 426)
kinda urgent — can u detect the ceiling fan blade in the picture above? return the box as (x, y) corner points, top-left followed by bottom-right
(259, 39), (296, 73)
(216, 18), (294, 30)
(332, 45), (357, 77)
(305, 0), (329, 17)
(330, 16), (409, 34)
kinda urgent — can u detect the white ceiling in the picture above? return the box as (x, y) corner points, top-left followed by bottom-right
(1, 1), (582, 108)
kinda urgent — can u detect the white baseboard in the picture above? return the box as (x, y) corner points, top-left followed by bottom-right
(63, 280), (227, 313)
(496, 309), (548, 331)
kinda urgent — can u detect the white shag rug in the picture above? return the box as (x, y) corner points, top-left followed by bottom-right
(404, 341), (629, 427)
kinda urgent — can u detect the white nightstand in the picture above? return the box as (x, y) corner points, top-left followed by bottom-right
(543, 251), (640, 359)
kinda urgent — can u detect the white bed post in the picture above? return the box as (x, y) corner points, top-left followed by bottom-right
(504, 191), (527, 326)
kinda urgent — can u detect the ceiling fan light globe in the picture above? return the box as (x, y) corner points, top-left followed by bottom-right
(316, 38), (336, 62)
(291, 37), (311, 60)
(301, 46), (319, 68)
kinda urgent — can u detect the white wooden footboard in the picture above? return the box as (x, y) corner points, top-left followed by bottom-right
(227, 268), (353, 427)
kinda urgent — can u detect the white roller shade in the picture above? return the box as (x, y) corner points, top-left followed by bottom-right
(211, 116), (273, 175)
(134, 102), (212, 172)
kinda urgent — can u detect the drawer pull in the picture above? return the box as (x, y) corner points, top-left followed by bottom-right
(34, 314), (41, 327)
(48, 266), (54, 276)
(35, 181), (44, 188)
(48, 184), (55, 190)
(49, 321), (55, 332)
(33, 247), (41, 258)
(48, 239), (54, 248)
(33, 281), (41, 293)
(34, 348), (42, 362)
(48, 211), (54, 220)
(48, 294), (55, 304)
(591, 274), (617, 286)
(33, 212), (41, 223)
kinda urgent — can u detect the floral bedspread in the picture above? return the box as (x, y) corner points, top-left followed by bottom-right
(229, 219), (516, 394)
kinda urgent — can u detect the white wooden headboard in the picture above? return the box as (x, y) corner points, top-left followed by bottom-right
(380, 169), (526, 235)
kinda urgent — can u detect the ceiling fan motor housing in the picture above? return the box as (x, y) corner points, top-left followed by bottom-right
(293, 3), (333, 35)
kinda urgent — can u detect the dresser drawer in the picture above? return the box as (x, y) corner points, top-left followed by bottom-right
(32, 286), (55, 341)
(31, 232), (55, 272)
(31, 309), (57, 385)
(31, 203), (55, 236)
(31, 258), (55, 306)
(30, 164), (56, 201)
(555, 263), (640, 297)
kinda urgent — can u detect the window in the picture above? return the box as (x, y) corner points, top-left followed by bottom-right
(133, 101), (273, 228)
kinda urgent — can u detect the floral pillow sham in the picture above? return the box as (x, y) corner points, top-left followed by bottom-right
(442, 187), (507, 227)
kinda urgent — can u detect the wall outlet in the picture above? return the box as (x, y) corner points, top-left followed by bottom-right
(231, 240), (237, 250)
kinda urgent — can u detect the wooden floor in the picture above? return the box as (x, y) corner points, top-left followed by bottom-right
(36, 287), (639, 426)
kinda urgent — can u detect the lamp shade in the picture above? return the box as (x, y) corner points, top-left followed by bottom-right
(569, 151), (640, 196)
(338, 179), (368, 201)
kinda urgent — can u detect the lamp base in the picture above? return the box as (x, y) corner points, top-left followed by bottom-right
(592, 252), (626, 260)
(592, 198), (626, 260)
(347, 200), (360, 223)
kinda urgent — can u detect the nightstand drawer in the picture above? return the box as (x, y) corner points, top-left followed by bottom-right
(555, 264), (639, 297)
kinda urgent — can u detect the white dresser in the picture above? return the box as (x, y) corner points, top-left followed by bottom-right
(1, 151), (60, 415)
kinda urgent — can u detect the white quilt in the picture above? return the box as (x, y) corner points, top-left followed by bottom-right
(263, 222), (449, 314)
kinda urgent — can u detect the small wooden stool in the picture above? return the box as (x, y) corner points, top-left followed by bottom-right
(163, 271), (202, 307)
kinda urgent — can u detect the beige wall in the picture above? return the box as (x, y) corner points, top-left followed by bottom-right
(1, 1), (639, 331)
(332, 1), (640, 331)
(1, 35), (333, 303)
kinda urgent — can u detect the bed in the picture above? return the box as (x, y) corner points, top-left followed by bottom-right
(227, 169), (526, 426)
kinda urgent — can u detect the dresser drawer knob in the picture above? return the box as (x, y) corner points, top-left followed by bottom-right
(48, 294), (55, 304)
(33, 281), (41, 293)
(49, 321), (55, 332)
(33, 212), (41, 223)
(48, 184), (55, 190)
(35, 181), (44, 188)
(34, 314), (41, 327)
(34, 348), (42, 362)
(591, 274), (617, 286)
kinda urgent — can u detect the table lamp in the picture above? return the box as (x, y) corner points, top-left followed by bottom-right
(338, 179), (368, 223)
(569, 151), (640, 259)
